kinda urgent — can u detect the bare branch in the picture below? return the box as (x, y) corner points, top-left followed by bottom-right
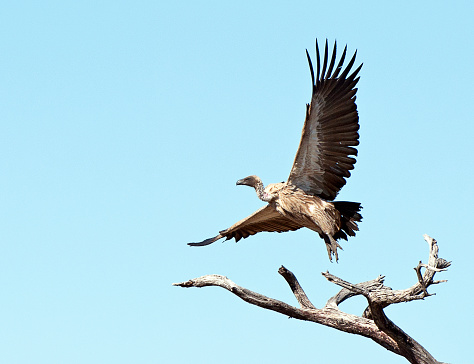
(323, 234), (450, 307)
(322, 271), (369, 296)
(175, 269), (400, 355)
(321, 235), (449, 363)
(325, 275), (385, 309)
(278, 265), (316, 309)
(175, 235), (450, 364)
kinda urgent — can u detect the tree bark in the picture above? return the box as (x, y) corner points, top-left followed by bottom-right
(174, 235), (450, 364)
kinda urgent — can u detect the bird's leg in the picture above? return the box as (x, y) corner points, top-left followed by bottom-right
(323, 234), (342, 262)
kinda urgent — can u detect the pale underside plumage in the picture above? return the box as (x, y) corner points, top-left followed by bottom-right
(189, 40), (363, 261)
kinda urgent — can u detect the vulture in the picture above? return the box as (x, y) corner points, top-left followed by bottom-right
(189, 40), (363, 261)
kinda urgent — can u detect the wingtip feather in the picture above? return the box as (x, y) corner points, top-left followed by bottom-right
(306, 49), (315, 87)
(188, 235), (222, 247)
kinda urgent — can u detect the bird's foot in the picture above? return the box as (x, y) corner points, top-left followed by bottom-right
(325, 235), (342, 262)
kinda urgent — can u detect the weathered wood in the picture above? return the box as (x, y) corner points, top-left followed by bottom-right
(325, 275), (385, 309)
(174, 272), (400, 355)
(174, 235), (449, 363)
(278, 265), (316, 309)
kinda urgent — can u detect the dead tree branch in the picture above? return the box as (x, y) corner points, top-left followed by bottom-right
(174, 235), (450, 364)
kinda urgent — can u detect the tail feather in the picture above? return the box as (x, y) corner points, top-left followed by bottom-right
(333, 201), (362, 240)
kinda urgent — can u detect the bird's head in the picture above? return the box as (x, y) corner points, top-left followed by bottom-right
(236, 175), (261, 188)
(236, 175), (274, 202)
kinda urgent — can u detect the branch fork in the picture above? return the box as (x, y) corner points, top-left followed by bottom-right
(174, 235), (450, 364)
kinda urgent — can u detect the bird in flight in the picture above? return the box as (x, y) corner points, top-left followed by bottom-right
(189, 39), (363, 261)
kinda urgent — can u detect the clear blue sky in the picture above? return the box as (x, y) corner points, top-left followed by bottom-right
(1, 1), (472, 363)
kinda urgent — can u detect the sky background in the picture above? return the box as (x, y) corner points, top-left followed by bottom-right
(1, 1), (473, 363)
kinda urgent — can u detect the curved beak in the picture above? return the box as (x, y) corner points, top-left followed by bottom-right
(236, 178), (245, 186)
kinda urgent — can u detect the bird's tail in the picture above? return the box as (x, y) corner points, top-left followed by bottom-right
(333, 201), (362, 240)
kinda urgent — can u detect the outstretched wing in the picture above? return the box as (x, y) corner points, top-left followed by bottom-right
(287, 39), (362, 201)
(188, 205), (302, 246)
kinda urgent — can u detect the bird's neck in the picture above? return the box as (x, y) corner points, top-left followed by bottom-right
(254, 180), (273, 202)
